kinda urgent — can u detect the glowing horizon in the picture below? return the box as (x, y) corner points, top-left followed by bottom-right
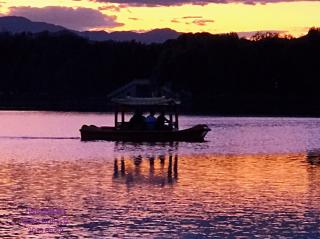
(0, 0), (319, 36)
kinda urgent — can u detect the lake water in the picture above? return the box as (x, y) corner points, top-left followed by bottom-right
(1, 111), (320, 238)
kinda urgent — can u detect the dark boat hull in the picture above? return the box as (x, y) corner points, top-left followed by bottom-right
(80, 124), (210, 142)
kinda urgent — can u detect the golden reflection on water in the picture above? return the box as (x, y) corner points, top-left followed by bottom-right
(1, 152), (320, 238)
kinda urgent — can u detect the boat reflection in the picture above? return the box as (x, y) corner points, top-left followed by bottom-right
(113, 141), (179, 154)
(113, 154), (178, 187)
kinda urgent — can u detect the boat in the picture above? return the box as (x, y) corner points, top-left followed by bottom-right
(80, 96), (210, 142)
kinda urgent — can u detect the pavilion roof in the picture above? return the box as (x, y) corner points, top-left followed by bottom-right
(111, 96), (180, 106)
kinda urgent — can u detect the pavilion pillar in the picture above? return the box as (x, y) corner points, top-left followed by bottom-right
(114, 106), (118, 128)
(121, 111), (125, 124)
(174, 105), (179, 130)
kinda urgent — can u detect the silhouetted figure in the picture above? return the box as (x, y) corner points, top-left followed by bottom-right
(129, 111), (146, 130)
(145, 111), (156, 130)
(156, 112), (170, 130)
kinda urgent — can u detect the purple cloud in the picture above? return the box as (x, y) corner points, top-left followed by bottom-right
(92, 0), (320, 6)
(92, 0), (211, 6)
(8, 6), (123, 30)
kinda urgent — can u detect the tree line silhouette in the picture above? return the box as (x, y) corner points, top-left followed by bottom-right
(0, 28), (320, 114)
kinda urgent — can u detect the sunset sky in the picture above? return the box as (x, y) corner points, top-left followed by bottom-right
(0, 0), (319, 36)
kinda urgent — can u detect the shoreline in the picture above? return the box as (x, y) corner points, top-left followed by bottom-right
(1, 106), (320, 118)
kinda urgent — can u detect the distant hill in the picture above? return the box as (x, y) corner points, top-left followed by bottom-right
(80, 28), (181, 44)
(0, 16), (181, 43)
(0, 16), (66, 33)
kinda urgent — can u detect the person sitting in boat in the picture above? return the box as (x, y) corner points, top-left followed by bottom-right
(156, 111), (171, 130)
(145, 111), (157, 130)
(129, 110), (146, 130)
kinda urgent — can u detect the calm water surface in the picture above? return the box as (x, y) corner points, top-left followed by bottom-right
(1, 111), (320, 238)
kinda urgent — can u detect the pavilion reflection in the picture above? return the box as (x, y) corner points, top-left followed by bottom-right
(306, 149), (320, 165)
(113, 141), (179, 155)
(113, 153), (178, 186)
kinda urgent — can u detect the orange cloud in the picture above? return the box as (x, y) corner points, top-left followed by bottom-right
(192, 19), (214, 26)
(182, 16), (202, 18)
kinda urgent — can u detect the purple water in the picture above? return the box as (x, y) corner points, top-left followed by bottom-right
(1, 111), (320, 238)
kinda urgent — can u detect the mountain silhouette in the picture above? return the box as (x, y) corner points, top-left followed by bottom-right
(80, 28), (181, 44)
(0, 16), (66, 33)
(0, 16), (181, 43)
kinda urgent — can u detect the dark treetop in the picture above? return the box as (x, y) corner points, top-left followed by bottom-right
(0, 28), (320, 115)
